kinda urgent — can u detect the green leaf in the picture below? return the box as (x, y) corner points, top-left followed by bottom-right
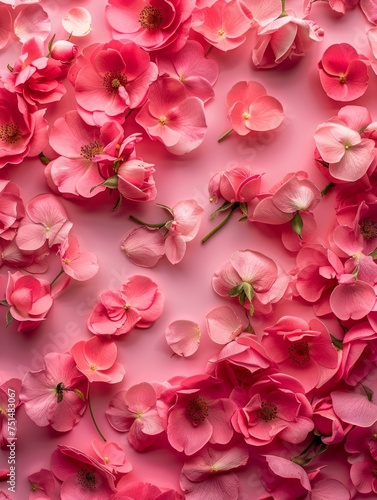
(239, 202), (248, 216)
(39, 152), (51, 165)
(291, 212), (303, 237)
(6, 310), (13, 328)
(242, 282), (254, 302)
(330, 334), (343, 350)
(0, 300), (9, 307)
(103, 175), (118, 189)
(369, 248), (377, 259)
(238, 216), (248, 222)
(228, 283), (243, 297)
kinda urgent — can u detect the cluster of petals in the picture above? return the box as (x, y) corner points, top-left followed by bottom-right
(209, 165), (262, 205)
(88, 274), (164, 336)
(304, 0), (358, 15)
(0, 179), (25, 241)
(59, 234), (99, 282)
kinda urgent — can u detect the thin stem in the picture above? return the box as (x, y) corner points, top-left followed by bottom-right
(280, 0), (287, 16)
(321, 182), (335, 196)
(218, 129), (234, 143)
(50, 268), (64, 286)
(202, 205), (238, 244)
(88, 393), (107, 442)
(129, 214), (167, 229)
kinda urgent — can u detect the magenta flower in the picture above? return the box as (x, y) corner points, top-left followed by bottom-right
(180, 445), (249, 500)
(20, 352), (89, 432)
(136, 78), (207, 155)
(318, 43), (369, 102)
(88, 275), (164, 336)
(105, 0), (196, 52)
(0, 88), (48, 169)
(106, 382), (164, 451)
(212, 249), (290, 315)
(0, 180), (25, 241)
(70, 336), (125, 384)
(72, 40), (157, 125)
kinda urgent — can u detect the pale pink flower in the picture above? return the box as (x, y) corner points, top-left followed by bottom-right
(0, 7), (11, 50)
(331, 389), (377, 427)
(206, 305), (249, 344)
(91, 440), (132, 474)
(14, 5), (50, 43)
(20, 352), (89, 432)
(209, 165), (262, 204)
(16, 194), (73, 252)
(62, 7), (92, 37)
(180, 445), (249, 500)
(212, 249), (290, 315)
(312, 396), (352, 445)
(192, 0), (251, 51)
(5, 271), (53, 332)
(50, 40), (79, 63)
(0, 89), (48, 169)
(156, 40), (218, 102)
(361, 0), (377, 24)
(50, 445), (116, 499)
(165, 320), (201, 357)
(105, 0), (196, 52)
(70, 336), (125, 384)
(262, 316), (339, 393)
(106, 382), (164, 451)
(0, 378), (21, 447)
(231, 373), (314, 446)
(28, 469), (56, 500)
(136, 78), (207, 155)
(318, 43), (369, 102)
(120, 227), (165, 267)
(88, 275), (164, 336)
(117, 159), (157, 202)
(0, 38), (68, 106)
(59, 235), (99, 281)
(72, 40), (157, 126)
(0, 179), (25, 241)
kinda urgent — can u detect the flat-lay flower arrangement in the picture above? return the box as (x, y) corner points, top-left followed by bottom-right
(1, 0), (377, 498)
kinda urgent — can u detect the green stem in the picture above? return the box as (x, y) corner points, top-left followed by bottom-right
(280, 0), (287, 16)
(88, 393), (107, 442)
(129, 214), (167, 229)
(50, 268), (64, 286)
(202, 205), (238, 244)
(321, 182), (335, 196)
(218, 129), (234, 143)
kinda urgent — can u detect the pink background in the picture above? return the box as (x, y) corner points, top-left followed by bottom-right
(0, 0), (376, 498)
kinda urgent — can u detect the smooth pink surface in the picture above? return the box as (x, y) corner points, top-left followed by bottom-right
(0, 1), (377, 499)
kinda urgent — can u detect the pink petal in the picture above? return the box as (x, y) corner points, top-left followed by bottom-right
(120, 227), (165, 268)
(83, 336), (118, 370)
(331, 390), (377, 426)
(252, 197), (292, 224)
(180, 472), (240, 500)
(125, 382), (157, 412)
(168, 405), (212, 455)
(360, 0), (377, 24)
(242, 0), (282, 26)
(311, 478), (351, 500)
(16, 222), (48, 251)
(329, 138), (375, 181)
(320, 43), (358, 75)
(165, 320), (201, 357)
(14, 5), (51, 43)
(226, 81), (266, 107)
(230, 250), (277, 291)
(206, 306), (245, 344)
(62, 7), (92, 37)
(330, 281), (376, 320)
(164, 234), (187, 264)
(245, 95), (284, 131)
(0, 7), (11, 50)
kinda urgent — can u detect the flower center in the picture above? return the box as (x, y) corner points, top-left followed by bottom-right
(360, 217), (377, 240)
(80, 141), (103, 160)
(372, 468), (377, 478)
(103, 70), (127, 94)
(139, 6), (163, 31)
(0, 122), (21, 144)
(257, 401), (277, 422)
(186, 397), (209, 426)
(77, 469), (97, 490)
(288, 341), (310, 366)
(55, 382), (65, 403)
(339, 75), (346, 84)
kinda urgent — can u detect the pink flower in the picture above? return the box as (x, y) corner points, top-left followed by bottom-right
(106, 382), (164, 451)
(117, 159), (157, 202)
(28, 469), (56, 500)
(179, 445), (249, 500)
(70, 336), (125, 384)
(16, 194), (73, 252)
(5, 271), (53, 332)
(231, 373), (314, 446)
(120, 227), (165, 268)
(20, 352), (89, 432)
(212, 249), (290, 315)
(349, 454), (377, 495)
(0, 180), (25, 241)
(50, 444), (116, 499)
(59, 235), (99, 281)
(312, 396), (352, 445)
(71, 40), (157, 126)
(0, 89), (48, 169)
(50, 40), (79, 63)
(226, 81), (284, 136)
(156, 40), (218, 102)
(0, 37), (68, 106)
(318, 43), (369, 102)
(88, 275), (164, 336)
(91, 440), (132, 474)
(192, 0), (251, 51)
(165, 320), (201, 357)
(208, 165), (262, 205)
(105, 0), (196, 52)
(136, 78), (207, 155)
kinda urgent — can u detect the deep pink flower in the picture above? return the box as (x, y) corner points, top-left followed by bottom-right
(20, 352), (89, 432)
(318, 43), (369, 102)
(50, 445), (116, 500)
(106, 382), (164, 451)
(212, 249), (290, 315)
(231, 373), (314, 446)
(16, 194), (73, 252)
(180, 445), (249, 500)
(105, 0), (196, 53)
(50, 40), (79, 63)
(0, 37), (68, 106)
(156, 40), (218, 102)
(70, 336), (125, 384)
(312, 396), (352, 445)
(345, 421), (377, 458)
(136, 78), (207, 155)
(349, 454), (377, 494)
(0, 89), (48, 169)
(208, 165), (262, 205)
(72, 40), (157, 126)
(120, 226), (165, 267)
(59, 235), (99, 281)
(5, 271), (53, 332)
(88, 275), (164, 336)
(192, 0), (251, 51)
(0, 180), (25, 241)
(27, 469), (56, 500)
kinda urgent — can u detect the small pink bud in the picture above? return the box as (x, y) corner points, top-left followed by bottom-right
(50, 40), (78, 62)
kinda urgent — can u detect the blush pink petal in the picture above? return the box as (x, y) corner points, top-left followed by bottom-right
(14, 5), (51, 43)
(314, 123), (360, 163)
(164, 234), (186, 264)
(241, 0), (282, 26)
(330, 281), (376, 320)
(230, 249), (277, 290)
(60, 235), (99, 281)
(311, 478), (351, 500)
(206, 306), (245, 344)
(165, 320), (201, 357)
(360, 0), (377, 24)
(252, 197), (293, 224)
(331, 390), (377, 426)
(121, 227), (165, 267)
(180, 473), (239, 500)
(168, 405), (213, 455)
(62, 7), (91, 37)
(272, 177), (321, 213)
(263, 455), (311, 491)
(0, 7), (11, 50)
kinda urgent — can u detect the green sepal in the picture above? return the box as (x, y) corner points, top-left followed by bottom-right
(103, 175), (118, 189)
(228, 283), (244, 297)
(6, 310), (13, 328)
(291, 212), (303, 237)
(330, 334), (343, 350)
(74, 389), (86, 401)
(39, 152), (51, 165)
(210, 201), (235, 220)
(112, 194), (122, 212)
(362, 384), (374, 402)
(0, 300), (9, 307)
(242, 282), (254, 302)
(238, 216), (248, 222)
(239, 202), (248, 216)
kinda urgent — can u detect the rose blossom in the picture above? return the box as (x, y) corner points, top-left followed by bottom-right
(208, 165), (262, 205)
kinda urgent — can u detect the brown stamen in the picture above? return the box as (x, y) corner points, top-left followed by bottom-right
(0, 122), (21, 144)
(80, 141), (103, 160)
(257, 401), (277, 422)
(186, 397), (209, 426)
(288, 341), (311, 366)
(360, 217), (377, 240)
(103, 70), (127, 94)
(139, 5), (163, 30)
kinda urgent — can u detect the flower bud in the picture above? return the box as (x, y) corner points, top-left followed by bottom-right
(50, 40), (78, 62)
